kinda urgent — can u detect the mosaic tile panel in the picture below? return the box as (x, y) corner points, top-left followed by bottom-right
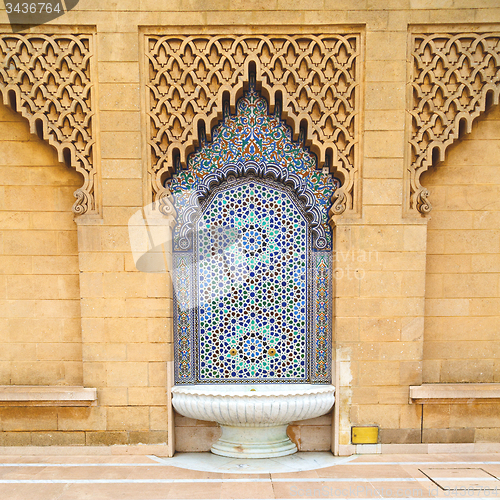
(173, 253), (196, 383)
(171, 87), (335, 384)
(312, 253), (332, 381)
(167, 87), (340, 252)
(197, 179), (309, 382)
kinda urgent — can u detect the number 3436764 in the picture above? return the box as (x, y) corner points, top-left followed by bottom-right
(5, 3), (62, 13)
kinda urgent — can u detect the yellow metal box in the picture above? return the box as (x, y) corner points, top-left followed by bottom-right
(351, 426), (379, 444)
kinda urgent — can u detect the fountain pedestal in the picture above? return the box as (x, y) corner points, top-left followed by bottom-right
(211, 424), (296, 459)
(171, 384), (335, 459)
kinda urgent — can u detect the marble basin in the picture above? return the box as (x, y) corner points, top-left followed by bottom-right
(171, 384), (335, 458)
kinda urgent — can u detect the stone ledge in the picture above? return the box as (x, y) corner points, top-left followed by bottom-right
(410, 383), (500, 404)
(0, 386), (97, 406)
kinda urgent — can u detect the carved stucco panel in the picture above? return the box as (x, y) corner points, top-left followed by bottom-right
(408, 32), (500, 215)
(146, 34), (361, 218)
(0, 33), (97, 215)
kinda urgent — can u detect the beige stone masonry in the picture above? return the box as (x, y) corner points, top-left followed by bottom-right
(1, 2), (500, 451)
(0, 103), (83, 389)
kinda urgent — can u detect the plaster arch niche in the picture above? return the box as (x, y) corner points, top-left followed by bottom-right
(168, 79), (337, 458)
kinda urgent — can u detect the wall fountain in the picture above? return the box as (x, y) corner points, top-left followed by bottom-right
(168, 86), (337, 458)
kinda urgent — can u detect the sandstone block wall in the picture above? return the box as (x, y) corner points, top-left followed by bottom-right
(0, 104), (86, 445)
(0, 1), (499, 450)
(0, 104), (82, 387)
(422, 104), (500, 443)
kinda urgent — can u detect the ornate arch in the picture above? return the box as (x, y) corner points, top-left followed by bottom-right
(169, 85), (334, 385)
(173, 172), (332, 385)
(0, 33), (97, 215)
(146, 34), (360, 217)
(177, 161), (328, 251)
(408, 32), (500, 215)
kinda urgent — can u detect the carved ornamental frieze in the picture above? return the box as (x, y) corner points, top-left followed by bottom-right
(409, 33), (500, 214)
(0, 34), (97, 215)
(146, 35), (360, 217)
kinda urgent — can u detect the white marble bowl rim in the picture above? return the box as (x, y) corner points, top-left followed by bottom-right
(171, 383), (336, 398)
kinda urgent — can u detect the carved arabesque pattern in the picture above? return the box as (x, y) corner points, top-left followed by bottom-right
(409, 33), (500, 214)
(146, 35), (360, 216)
(0, 34), (96, 215)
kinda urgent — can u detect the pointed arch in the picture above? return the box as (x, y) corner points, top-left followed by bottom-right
(169, 86), (334, 385)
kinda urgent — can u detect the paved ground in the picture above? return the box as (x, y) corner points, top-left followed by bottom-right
(0, 452), (498, 499)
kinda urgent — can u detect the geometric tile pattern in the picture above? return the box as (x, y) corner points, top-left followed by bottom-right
(171, 87), (335, 384)
(168, 86), (340, 251)
(197, 179), (308, 381)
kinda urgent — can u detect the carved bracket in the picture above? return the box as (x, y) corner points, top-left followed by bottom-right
(409, 33), (500, 214)
(146, 34), (360, 216)
(0, 34), (97, 215)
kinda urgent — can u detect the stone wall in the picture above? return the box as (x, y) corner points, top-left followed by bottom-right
(0, 104), (82, 387)
(0, 1), (499, 450)
(421, 104), (500, 443)
(0, 103), (85, 445)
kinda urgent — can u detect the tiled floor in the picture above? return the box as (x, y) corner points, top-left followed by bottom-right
(0, 452), (498, 499)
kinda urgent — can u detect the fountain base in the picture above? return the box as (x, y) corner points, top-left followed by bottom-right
(211, 424), (297, 458)
(172, 384), (335, 459)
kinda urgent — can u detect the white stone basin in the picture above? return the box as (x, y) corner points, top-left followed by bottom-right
(172, 384), (335, 458)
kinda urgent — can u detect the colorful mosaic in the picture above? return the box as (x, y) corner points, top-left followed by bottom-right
(197, 179), (308, 381)
(167, 86), (339, 252)
(173, 254), (195, 380)
(171, 87), (336, 384)
(312, 253), (332, 380)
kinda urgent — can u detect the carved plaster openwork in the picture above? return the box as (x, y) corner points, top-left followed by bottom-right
(0, 34), (97, 215)
(146, 34), (360, 216)
(409, 33), (500, 214)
